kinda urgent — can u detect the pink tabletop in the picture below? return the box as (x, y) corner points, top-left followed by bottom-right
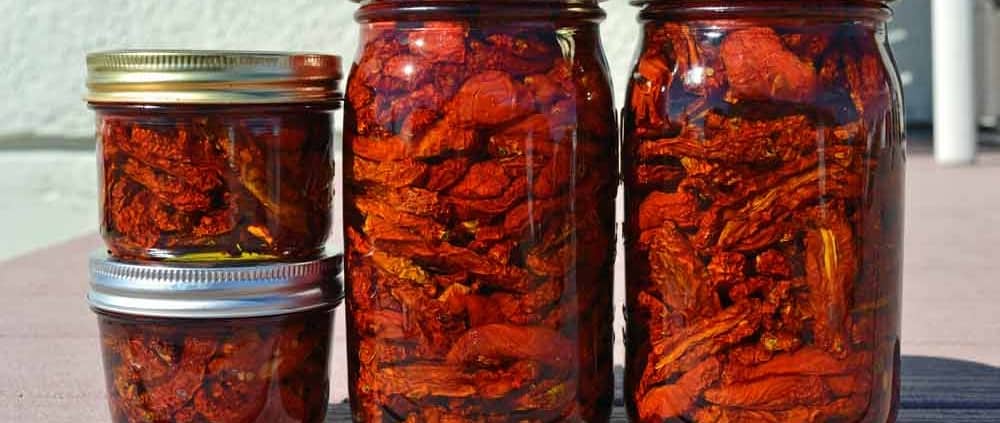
(3, 150), (1000, 422)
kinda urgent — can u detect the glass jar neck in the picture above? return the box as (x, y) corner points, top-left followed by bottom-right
(355, 1), (606, 23)
(635, 1), (891, 22)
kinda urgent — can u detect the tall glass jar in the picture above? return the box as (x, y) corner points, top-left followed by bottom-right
(622, 2), (904, 422)
(343, 1), (618, 421)
(87, 51), (341, 262)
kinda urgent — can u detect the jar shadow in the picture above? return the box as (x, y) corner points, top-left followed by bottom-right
(327, 356), (1000, 422)
(899, 355), (1000, 410)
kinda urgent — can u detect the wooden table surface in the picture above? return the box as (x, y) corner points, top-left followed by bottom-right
(2, 150), (999, 422)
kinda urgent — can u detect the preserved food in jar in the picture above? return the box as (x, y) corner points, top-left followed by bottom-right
(96, 107), (334, 262)
(87, 51), (342, 262)
(622, 2), (905, 422)
(88, 254), (343, 423)
(343, 1), (618, 421)
(98, 311), (332, 423)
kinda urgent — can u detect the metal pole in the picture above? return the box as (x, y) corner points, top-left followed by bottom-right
(932, 0), (978, 165)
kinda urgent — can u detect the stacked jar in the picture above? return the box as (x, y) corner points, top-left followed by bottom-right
(342, 0), (618, 421)
(85, 51), (345, 423)
(622, 1), (904, 422)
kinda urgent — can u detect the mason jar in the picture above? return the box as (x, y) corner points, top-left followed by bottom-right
(342, 1), (618, 420)
(622, 1), (905, 422)
(88, 254), (343, 423)
(87, 51), (341, 262)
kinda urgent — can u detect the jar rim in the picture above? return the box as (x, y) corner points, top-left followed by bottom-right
(631, 0), (894, 21)
(354, 0), (607, 22)
(353, 0), (604, 4)
(630, 0), (892, 5)
(86, 50), (343, 105)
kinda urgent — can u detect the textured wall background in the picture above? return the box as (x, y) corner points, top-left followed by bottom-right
(0, 0), (638, 139)
(0, 0), (932, 139)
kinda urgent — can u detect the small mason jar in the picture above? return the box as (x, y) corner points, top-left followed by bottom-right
(87, 51), (341, 262)
(622, 1), (905, 422)
(343, 0), (618, 421)
(88, 254), (343, 423)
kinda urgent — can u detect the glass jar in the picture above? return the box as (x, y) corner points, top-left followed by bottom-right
(343, 1), (618, 421)
(622, 1), (904, 422)
(87, 51), (342, 262)
(88, 254), (343, 423)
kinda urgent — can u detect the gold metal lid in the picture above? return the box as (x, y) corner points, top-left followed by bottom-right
(86, 50), (342, 105)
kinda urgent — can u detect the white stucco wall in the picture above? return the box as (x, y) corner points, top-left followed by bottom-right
(0, 0), (638, 139)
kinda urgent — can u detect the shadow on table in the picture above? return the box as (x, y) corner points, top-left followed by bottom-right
(326, 356), (1000, 422)
(901, 355), (1000, 406)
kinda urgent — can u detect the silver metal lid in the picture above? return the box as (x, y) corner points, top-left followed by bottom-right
(86, 50), (342, 105)
(88, 253), (344, 319)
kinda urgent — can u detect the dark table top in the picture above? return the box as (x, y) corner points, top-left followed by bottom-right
(324, 357), (1000, 422)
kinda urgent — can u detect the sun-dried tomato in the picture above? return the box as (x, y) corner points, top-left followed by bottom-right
(96, 107), (334, 261)
(624, 8), (903, 422)
(344, 5), (616, 421)
(97, 310), (332, 423)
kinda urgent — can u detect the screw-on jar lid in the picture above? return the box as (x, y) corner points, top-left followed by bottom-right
(86, 50), (342, 105)
(87, 253), (344, 319)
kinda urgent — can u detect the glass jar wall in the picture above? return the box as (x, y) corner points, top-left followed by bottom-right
(343, 1), (618, 421)
(93, 105), (335, 261)
(97, 309), (333, 423)
(87, 51), (342, 262)
(622, 1), (905, 422)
